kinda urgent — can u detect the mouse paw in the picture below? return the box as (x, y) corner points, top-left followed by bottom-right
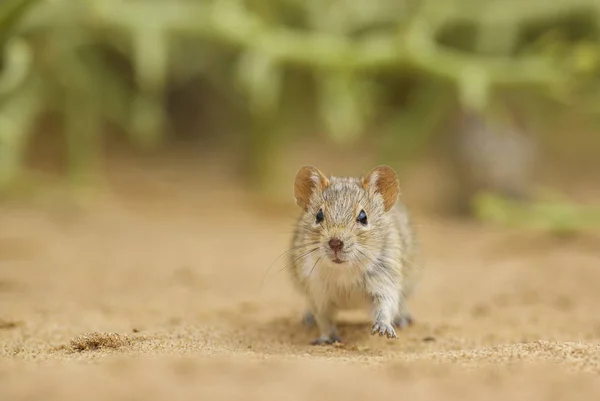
(371, 321), (397, 339)
(310, 334), (343, 345)
(393, 314), (414, 330)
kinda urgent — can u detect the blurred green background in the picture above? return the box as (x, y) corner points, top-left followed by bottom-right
(1, 0), (600, 233)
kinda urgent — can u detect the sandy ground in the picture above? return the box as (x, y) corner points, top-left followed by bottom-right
(1, 159), (600, 400)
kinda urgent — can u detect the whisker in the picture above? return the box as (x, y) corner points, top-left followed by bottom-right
(356, 249), (376, 266)
(265, 247), (320, 285)
(308, 255), (324, 279)
(260, 241), (320, 285)
(272, 241), (320, 263)
(356, 250), (388, 274)
(356, 244), (422, 270)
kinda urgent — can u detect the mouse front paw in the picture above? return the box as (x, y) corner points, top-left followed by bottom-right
(371, 321), (397, 339)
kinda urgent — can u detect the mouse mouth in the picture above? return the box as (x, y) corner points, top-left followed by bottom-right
(329, 251), (346, 264)
(325, 246), (347, 264)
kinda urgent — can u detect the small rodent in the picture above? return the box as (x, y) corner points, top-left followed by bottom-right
(289, 165), (422, 345)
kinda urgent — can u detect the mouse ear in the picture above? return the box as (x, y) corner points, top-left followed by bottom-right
(294, 166), (329, 210)
(361, 165), (399, 211)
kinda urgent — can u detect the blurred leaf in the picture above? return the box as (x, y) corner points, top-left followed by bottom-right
(212, 0), (256, 38)
(570, 42), (600, 74)
(0, 0), (40, 39)
(236, 50), (282, 116)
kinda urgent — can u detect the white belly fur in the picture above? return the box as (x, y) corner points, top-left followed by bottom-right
(303, 257), (370, 311)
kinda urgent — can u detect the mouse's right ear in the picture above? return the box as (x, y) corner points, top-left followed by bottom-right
(294, 166), (329, 210)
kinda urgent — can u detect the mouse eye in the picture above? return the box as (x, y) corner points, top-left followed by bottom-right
(316, 209), (324, 224)
(357, 210), (368, 225)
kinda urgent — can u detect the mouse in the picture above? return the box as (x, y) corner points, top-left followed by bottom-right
(288, 165), (422, 345)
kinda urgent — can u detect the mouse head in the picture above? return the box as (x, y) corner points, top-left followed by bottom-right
(294, 165), (399, 266)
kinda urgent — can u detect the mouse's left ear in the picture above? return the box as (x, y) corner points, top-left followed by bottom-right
(361, 165), (399, 211)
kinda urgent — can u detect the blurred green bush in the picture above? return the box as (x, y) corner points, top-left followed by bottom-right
(0, 0), (599, 219)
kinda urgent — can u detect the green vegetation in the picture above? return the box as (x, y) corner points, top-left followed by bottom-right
(473, 191), (600, 235)
(0, 0), (599, 230)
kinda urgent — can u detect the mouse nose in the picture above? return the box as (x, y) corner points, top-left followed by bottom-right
(328, 238), (343, 251)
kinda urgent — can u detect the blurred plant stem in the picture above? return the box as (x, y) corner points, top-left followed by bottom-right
(0, 0), (40, 190)
(379, 80), (452, 169)
(0, 37), (36, 190)
(129, 24), (167, 149)
(236, 48), (283, 191)
(243, 115), (281, 192)
(0, 79), (39, 189)
(64, 90), (102, 186)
